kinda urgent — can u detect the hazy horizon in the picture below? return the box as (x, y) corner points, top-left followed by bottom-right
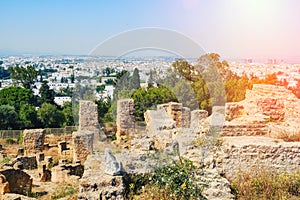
(1, 0), (300, 61)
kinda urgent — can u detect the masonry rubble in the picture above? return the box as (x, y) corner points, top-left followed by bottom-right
(79, 153), (125, 200)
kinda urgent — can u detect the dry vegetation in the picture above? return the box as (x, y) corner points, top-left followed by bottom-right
(276, 130), (300, 142)
(231, 168), (300, 200)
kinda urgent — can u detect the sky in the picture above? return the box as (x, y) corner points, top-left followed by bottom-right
(0, 0), (300, 61)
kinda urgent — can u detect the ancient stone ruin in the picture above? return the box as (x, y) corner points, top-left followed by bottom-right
(79, 100), (99, 132)
(72, 100), (98, 164)
(72, 130), (94, 164)
(223, 84), (300, 137)
(0, 169), (32, 196)
(23, 129), (45, 156)
(78, 152), (126, 200)
(116, 99), (135, 141)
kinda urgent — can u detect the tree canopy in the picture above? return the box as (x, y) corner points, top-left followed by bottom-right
(9, 65), (38, 89)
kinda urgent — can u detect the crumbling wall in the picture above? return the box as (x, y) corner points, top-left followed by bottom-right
(72, 131), (94, 164)
(10, 156), (37, 170)
(116, 99), (135, 140)
(158, 102), (191, 128)
(225, 103), (245, 121)
(216, 136), (300, 181)
(190, 110), (208, 132)
(0, 169), (32, 195)
(23, 129), (45, 155)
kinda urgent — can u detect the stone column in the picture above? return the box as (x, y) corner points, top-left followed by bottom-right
(79, 100), (99, 132)
(116, 99), (135, 141)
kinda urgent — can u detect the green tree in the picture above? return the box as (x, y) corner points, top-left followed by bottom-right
(132, 86), (178, 121)
(62, 102), (75, 126)
(19, 104), (40, 128)
(95, 97), (112, 123)
(173, 79), (198, 110)
(38, 81), (55, 105)
(172, 58), (196, 82)
(0, 86), (35, 112)
(96, 84), (106, 93)
(0, 67), (10, 79)
(130, 68), (140, 89)
(0, 105), (18, 129)
(9, 65), (37, 89)
(37, 103), (65, 128)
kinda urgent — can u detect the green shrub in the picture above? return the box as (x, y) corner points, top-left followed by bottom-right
(125, 158), (205, 200)
(5, 138), (17, 144)
(1, 157), (11, 164)
(151, 158), (204, 199)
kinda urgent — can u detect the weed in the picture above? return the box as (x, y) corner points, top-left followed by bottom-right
(1, 157), (11, 164)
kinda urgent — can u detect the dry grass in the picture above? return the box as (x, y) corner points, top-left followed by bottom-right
(276, 130), (300, 142)
(231, 168), (300, 200)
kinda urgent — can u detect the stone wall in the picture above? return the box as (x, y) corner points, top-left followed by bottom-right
(216, 136), (300, 181)
(116, 99), (135, 140)
(0, 169), (32, 195)
(225, 103), (245, 121)
(23, 129), (45, 156)
(190, 110), (208, 130)
(221, 124), (269, 136)
(144, 110), (176, 134)
(72, 131), (94, 164)
(158, 102), (191, 128)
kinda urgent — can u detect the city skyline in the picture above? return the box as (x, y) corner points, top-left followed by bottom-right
(1, 0), (300, 61)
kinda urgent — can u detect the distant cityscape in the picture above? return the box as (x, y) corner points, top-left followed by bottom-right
(1, 55), (299, 106)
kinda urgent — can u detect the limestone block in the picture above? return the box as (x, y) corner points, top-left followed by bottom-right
(105, 148), (125, 176)
(190, 110), (208, 130)
(144, 109), (176, 135)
